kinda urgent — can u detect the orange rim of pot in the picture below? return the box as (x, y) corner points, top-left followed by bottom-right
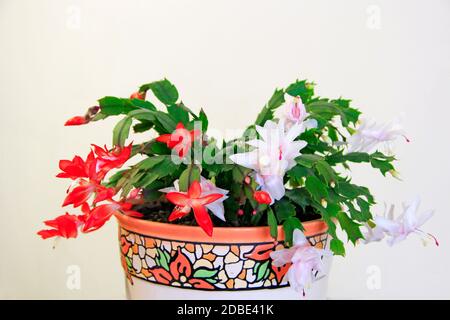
(114, 212), (328, 243)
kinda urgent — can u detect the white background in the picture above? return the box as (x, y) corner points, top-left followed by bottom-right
(1, 0), (449, 299)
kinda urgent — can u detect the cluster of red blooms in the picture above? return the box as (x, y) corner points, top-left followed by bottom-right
(40, 90), (275, 239)
(37, 143), (142, 239)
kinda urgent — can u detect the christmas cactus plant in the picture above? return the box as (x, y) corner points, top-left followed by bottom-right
(38, 78), (437, 294)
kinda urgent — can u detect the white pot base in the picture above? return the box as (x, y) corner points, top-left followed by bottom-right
(125, 255), (332, 300)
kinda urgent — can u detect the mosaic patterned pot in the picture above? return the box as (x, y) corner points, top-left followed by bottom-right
(115, 213), (332, 300)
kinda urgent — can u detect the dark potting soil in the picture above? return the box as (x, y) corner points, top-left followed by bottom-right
(132, 201), (321, 228)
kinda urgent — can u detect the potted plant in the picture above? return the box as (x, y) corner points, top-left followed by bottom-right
(38, 78), (437, 299)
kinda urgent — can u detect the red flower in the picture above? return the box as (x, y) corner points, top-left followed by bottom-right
(37, 213), (80, 239)
(59, 144), (132, 209)
(91, 143), (132, 178)
(165, 180), (223, 236)
(150, 249), (214, 289)
(63, 182), (95, 207)
(57, 144), (131, 183)
(56, 155), (90, 180)
(156, 122), (200, 158)
(56, 151), (97, 181)
(62, 179), (116, 208)
(64, 116), (87, 126)
(81, 201), (142, 233)
(40, 143), (137, 241)
(254, 190), (272, 205)
(130, 91), (146, 100)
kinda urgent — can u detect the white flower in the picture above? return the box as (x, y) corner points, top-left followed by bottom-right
(365, 196), (438, 246)
(361, 204), (394, 244)
(159, 177), (229, 221)
(270, 229), (331, 296)
(282, 97), (317, 130)
(347, 117), (409, 154)
(229, 120), (307, 202)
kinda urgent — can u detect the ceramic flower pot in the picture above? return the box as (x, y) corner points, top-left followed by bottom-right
(115, 213), (332, 300)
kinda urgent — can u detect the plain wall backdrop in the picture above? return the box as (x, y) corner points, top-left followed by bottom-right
(1, 0), (449, 299)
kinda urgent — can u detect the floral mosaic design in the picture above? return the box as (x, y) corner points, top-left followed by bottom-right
(119, 227), (328, 290)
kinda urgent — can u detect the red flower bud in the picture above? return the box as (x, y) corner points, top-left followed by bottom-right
(237, 209), (244, 216)
(253, 190), (272, 205)
(64, 116), (87, 126)
(244, 176), (251, 184)
(130, 91), (146, 100)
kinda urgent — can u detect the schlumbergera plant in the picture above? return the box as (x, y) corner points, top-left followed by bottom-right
(39, 78), (437, 294)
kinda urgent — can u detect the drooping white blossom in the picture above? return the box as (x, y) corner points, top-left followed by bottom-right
(270, 229), (331, 295)
(364, 196), (438, 247)
(361, 204), (394, 244)
(347, 117), (409, 155)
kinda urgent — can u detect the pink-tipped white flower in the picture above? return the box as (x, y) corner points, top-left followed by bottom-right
(366, 196), (438, 246)
(270, 229), (331, 296)
(282, 97), (317, 130)
(229, 120), (307, 203)
(347, 117), (409, 155)
(159, 177), (229, 221)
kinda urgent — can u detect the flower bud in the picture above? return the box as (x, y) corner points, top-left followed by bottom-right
(130, 91), (146, 100)
(64, 116), (87, 126)
(389, 169), (402, 181)
(253, 190), (272, 205)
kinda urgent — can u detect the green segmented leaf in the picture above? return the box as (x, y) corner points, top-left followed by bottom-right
(305, 175), (328, 202)
(282, 217), (303, 246)
(140, 79), (179, 105)
(98, 96), (132, 115)
(199, 108), (208, 131)
(274, 199), (296, 222)
(153, 111), (177, 133)
(178, 165), (201, 192)
(133, 120), (154, 133)
(130, 98), (156, 111)
(296, 154), (323, 168)
(136, 155), (167, 170)
(330, 238), (345, 256)
(315, 160), (338, 184)
(255, 89), (285, 126)
(370, 158), (394, 176)
(285, 79), (315, 102)
(284, 189), (311, 209)
(336, 211), (363, 245)
(127, 109), (155, 121)
(287, 165), (309, 185)
(113, 116), (133, 147)
(167, 104), (189, 124)
(267, 208), (278, 239)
